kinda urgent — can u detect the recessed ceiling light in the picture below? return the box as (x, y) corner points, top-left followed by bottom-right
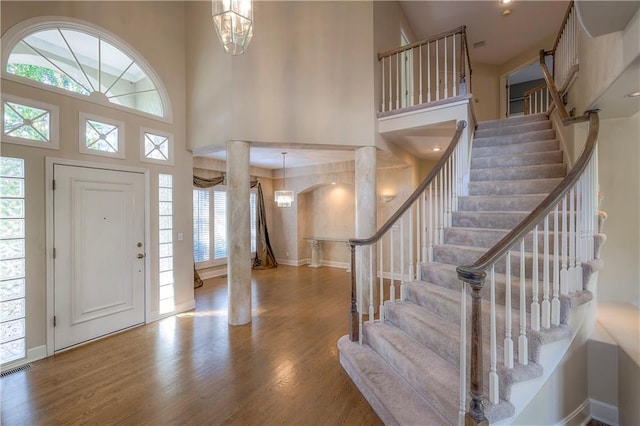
(331, 181), (336, 185)
(625, 91), (640, 98)
(500, 0), (512, 4)
(502, 9), (512, 16)
(433, 147), (442, 152)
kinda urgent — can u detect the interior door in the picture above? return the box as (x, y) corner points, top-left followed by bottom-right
(53, 164), (145, 351)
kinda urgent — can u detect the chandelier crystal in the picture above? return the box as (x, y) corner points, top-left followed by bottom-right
(212, 0), (254, 55)
(274, 152), (294, 208)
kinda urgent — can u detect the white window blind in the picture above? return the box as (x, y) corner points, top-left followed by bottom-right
(213, 190), (227, 260)
(193, 187), (257, 266)
(193, 189), (210, 263)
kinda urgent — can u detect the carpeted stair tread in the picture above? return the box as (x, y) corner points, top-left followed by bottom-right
(337, 335), (450, 426)
(470, 163), (566, 182)
(473, 128), (556, 148)
(453, 211), (531, 229)
(471, 150), (564, 170)
(476, 113), (548, 131)
(469, 177), (563, 196)
(459, 194), (547, 212)
(364, 322), (460, 424)
(474, 119), (552, 139)
(445, 227), (557, 253)
(473, 139), (559, 158)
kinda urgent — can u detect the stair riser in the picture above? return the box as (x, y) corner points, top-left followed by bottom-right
(433, 245), (559, 279)
(476, 113), (548, 131)
(474, 129), (556, 148)
(469, 178), (562, 196)
(458, 195), (547, 212)
(452, 211), (574, 230)
(445, 228), (558, 253)
(474, 120), (552, 138)
(470, 164), (566, 182)
(471, 150), (563, 170)
(473, 140), (559, 158)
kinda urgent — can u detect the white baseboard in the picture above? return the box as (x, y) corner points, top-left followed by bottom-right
(277, 258), (307, 267)
(560, 399), (590, 425)
(589, 399), (619, 426)
(320, 260), (350, 270)
(0, 344), (48, 372)
(198, 267), (226, 279)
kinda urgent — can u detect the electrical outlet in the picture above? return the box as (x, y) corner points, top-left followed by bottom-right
(286, 251), (289, 257)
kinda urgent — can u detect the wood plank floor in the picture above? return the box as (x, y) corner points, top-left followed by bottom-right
(1, 266), (382, 425)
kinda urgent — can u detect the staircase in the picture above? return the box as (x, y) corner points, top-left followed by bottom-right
(338, 113), (594, 424)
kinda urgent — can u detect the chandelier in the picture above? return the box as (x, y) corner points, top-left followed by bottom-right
(274, 152), (294, 208)
(212, 0), (254, 55)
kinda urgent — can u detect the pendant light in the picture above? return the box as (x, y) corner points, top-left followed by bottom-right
(212, 0), (254, 55)
(274, 152), (294, 207)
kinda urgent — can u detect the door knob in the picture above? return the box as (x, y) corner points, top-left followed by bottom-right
(137, 253), (145, 259)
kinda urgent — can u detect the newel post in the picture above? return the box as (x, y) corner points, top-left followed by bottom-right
(457, 266), (489, 426)
(349, 244), (359, 342)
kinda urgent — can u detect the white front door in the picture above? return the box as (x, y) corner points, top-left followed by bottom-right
(53, 165), (145, 351)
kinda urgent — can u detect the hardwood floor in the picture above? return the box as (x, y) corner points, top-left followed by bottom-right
(1, 266), (382, 425)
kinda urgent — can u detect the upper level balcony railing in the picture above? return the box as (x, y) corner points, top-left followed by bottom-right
(378, 26), (472, 115)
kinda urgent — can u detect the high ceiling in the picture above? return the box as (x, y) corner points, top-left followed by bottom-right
(400, 0), (570, 65)
(199, 0), (571, 170)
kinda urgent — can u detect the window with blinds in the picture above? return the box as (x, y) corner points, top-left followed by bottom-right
(193, 188), (257, 266)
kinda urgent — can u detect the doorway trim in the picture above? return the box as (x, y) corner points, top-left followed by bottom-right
(45, 157), (151, 356)
(499, 55), (539, 118)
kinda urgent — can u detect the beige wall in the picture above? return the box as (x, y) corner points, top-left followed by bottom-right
(187, 1), (376, 152)
(594, 113), (640, 307)
(1, 1), (193, 356)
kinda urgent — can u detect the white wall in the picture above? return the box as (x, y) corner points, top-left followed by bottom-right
(1, 1), (193, 355)
(187, 1), (376, 152)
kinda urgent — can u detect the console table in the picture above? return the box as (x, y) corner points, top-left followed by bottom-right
(303, 237), (350, 269)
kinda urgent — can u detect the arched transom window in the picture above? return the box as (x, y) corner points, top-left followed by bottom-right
(2, 19), (170, 120)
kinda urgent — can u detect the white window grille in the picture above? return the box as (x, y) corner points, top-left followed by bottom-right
(2, 94), (59, 149)
(0, 157), (26, 365)
(158, 174), (174, 314)
(79, 112), (125, 159)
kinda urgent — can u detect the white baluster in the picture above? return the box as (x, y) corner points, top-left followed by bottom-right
(568, 187), (576, 293)
(369, 245), (375, 320)
(542, 216), (551, 329)
(400, 214), (405, 286)
(390, 227), (395, 302)
(489, 266), (499, 404)
(504, 251), (514, 368)
(453, 33), (457, 97)
(421, 192), (427, 264)
(519, 239), (528, 366)
(409, 206), (414, 283)
(379, 239), (384, 322)
(561, 195), (569, 295)
(396, 53), (400, 110)
(427, 42), (432, 103)
(575, 180), (583, 292)
(531, 225), (540, 332)
(552, 205), (561, 326)
(388, 56), (393, 112)
(444, 35), (448, 99)
(415, 199), (420, 277)
(428, 183), (434, 261)
(436, 40), (440, 101)
(381, 57), (386, 112)
(439, 171), (445, 243)
(357, 246), (363, 345)
(419, 45), (423, 105)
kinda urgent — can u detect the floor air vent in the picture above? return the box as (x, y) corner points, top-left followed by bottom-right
(1, 363), (32, 378)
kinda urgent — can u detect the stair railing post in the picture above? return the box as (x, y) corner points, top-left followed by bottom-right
(457, 266), (489, 426)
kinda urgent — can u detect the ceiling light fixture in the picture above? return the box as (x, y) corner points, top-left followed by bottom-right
(275, 152), (294, 208)
(502, 9), (512, 16)
(212, 0), (254, 55)
(433, 147), (442, 152)
(500, 0), (512, 5)
(625, 91), (640, 98)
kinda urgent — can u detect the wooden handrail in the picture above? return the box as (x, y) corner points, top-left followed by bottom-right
(539, 49), (588, 125)
(377, 25), (467, 60)
(552, 1), (575, 54)
(349, 120), (467, 248)
(523, 83), (548, 98)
